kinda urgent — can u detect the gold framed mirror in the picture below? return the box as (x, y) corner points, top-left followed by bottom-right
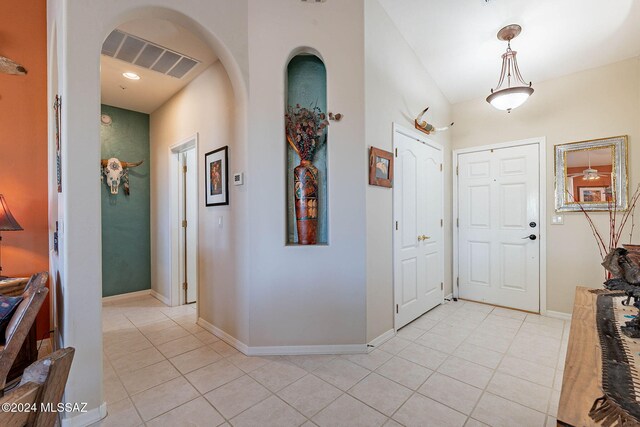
(555, 136), (628, 212)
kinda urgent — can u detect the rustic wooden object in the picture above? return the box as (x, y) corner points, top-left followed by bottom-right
(0, 273), (49, 391)
(369, 147), (394, 188)
(0, 277), (39, 385)
(0, 347), (74, 427)
(558, 286), (605, 426)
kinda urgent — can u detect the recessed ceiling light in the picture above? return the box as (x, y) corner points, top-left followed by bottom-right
(122, 72), (140, 80)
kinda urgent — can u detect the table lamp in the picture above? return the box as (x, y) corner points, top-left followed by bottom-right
(0, 195), (23, 279)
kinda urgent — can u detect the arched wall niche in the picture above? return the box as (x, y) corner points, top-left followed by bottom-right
(285, 48), (329, 245)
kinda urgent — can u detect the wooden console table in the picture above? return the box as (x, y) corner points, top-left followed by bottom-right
(558, 287), (607, 426)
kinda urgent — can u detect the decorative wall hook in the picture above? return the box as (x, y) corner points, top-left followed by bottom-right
(414, 107), (453, 135)
(328, 112), (343, 121)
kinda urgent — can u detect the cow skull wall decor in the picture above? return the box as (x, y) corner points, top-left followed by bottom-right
(100, 158), (143, 195)
(414, 107), (454, 136)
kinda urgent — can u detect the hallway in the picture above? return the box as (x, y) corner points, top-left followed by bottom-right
(97, 296), (567, 426)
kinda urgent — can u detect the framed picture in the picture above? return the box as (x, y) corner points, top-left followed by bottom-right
(369, 147), (393, 188)
(205, 146), (229, 206)
(578, 186), (609, 203)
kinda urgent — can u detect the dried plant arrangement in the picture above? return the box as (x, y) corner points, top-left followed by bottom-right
(285, 104), (329, 161)
(570, 184), (640, 260)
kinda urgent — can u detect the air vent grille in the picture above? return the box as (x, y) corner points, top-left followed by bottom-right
(101, 30), (200, 79)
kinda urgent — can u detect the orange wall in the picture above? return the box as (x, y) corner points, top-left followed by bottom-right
(0, 1), (50, 340)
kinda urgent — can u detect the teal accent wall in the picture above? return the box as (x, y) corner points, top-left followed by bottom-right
(286, 54), (329, 244)
(100, 105), (151, 297)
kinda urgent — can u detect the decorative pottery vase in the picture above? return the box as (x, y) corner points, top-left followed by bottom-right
(294, 160), (319, 245)
(624, 244), (640, 267)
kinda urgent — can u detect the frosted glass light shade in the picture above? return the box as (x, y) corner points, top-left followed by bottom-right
(486, 86), (534, 111)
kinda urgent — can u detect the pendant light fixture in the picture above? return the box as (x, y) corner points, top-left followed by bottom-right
(486, 24), (534, 112)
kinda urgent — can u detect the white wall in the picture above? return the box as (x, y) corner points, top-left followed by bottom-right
(150, 61), (249, 341)
(452, 57), (640, 314)
(247, 0), (367, 347)
(48, 1), (249, 423)
(364, 0), (453, 341)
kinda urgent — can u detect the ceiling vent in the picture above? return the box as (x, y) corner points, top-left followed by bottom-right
(101, 30), (200, 79)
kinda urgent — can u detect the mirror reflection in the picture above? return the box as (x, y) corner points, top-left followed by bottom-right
(555, 135), (628, 212)
(565, 147), (614, 204)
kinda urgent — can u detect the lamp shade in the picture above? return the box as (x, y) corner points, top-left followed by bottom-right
(0, 195), (23, 231)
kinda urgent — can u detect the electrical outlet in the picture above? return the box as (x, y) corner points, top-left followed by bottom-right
(552, 215), (564, 225)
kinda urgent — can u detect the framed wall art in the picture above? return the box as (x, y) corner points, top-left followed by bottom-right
(369, 147), (393, 188)
(205, 146), (229, 206)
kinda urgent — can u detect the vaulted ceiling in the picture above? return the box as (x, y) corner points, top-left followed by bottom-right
(378, 0), (640, 104)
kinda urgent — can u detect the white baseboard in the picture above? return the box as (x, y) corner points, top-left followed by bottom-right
(61, 401), (107, 427)
(197, 318), (249, 354)
(367, 329), (395, 350)
(101, 289), (150, 303)
(247, 343), (367, 356)
(444, 293), (454, 302)
(545, 310), (572, 321)
(150, 289), (170, 305)
(197, 317), (368, 356)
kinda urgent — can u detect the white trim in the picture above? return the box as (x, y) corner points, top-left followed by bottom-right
(60, 402), (107, 427)
(444, 293), (453, 301)
(197, 317), (249, 354)
(247, 344), (366, 356)
(392, 123), (446, 331)
(546, 310), (572, 321)
(169, 134), (199, 310)
(367, 329), (395, 350)
(452, 137), (548, 314)
(150, 289), (170, 305)
(101, 289), (150, 303)
(197, 318), (367, 356)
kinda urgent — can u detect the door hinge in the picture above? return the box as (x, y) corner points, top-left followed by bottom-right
(456, 218), (459, 227)
(440, 219), (443, 227)
(182, 220), (187, 228)
(457, 277), (460, 288)
(395, 148), (398, 157)
(183, 165), (187, 173)
(456, 165), (459, 175)
(440, 163), (443, 172)
(395, 221), (398, 231)
(396, 304), (399, 314)
(441, 282), (444, 290)
(182, 282), (188, 290)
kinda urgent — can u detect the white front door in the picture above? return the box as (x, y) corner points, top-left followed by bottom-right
(394, 131), (444, 329)
(457, 143), (540, 312)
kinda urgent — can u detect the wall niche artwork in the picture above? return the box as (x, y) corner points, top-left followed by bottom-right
(286, 54), (329, 245)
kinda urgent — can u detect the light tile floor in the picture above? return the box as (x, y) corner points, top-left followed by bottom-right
(95, 296), (568, 427)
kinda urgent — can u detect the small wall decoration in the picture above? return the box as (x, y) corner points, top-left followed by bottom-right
(414, 107), (454, 136)
(205, 146), (229, 206)
(100, 158), (143, 195)
(578, 186), (610, 203)
(369, 147), (394, 188)
(54, 95), (62, 193)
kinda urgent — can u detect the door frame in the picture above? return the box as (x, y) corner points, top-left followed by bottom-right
(392, 123), (445, 331)
(452, 137), (547, 315)
(169, 133), (200, 308)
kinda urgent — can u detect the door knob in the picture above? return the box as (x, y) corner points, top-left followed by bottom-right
(417, 235), (423, 241)
(422, 235), (430, 240)
(522, 234), (537, 240)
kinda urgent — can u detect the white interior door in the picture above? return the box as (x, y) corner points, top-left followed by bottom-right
(457, 144), (540, 312)
(394, 131), (444, 329)
(179, 149), (198, 304)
